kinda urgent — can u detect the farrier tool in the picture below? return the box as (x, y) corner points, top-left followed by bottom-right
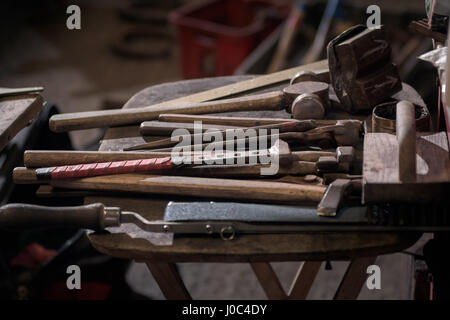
(49, 80), (329, 132)
(2, 200), (450, 241)
(14, 141), (355, 182)
(29, 147), (280, 181)
(21, 147), (344, 168)
(127, 120), (317, 151)
(157, 114), (354, 127)
(128, 119), (361, 152)
(47, 59), (329, 132)
(327, 25), (402, 113)
(14, 147), (355, 184)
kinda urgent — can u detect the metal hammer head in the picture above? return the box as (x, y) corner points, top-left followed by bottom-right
(317, 178), (361, 216)
(327, 25), (402, 113)
(332, 120), (362, 146)
(309, 120), (361, 146)
(291, 93), (326, 120)
(282, 81), (329, 118)
(316, 146), (355, 173)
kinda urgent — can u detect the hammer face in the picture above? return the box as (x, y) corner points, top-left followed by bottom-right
(328, 25), (402, 113)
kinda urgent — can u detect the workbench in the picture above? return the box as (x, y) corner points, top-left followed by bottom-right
(84, 76), (423, 300)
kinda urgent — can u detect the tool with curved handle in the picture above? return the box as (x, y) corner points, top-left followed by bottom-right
(0, 203), (119, 231)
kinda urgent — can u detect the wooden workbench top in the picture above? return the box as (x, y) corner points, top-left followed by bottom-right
(0, 94), (43, 152)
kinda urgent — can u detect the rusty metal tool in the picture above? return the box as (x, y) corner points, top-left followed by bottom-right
(317, 178), (361, 216)
(327, 25), (402, 113)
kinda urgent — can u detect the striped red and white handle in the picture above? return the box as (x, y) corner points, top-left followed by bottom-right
(35, 157), (174, 180)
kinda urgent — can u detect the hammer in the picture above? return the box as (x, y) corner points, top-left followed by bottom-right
(13, 142), (355, 183)
(127, 120), (317, 151)
(127, 119), (361, 152)
(156, 114), (354, 128)
(48, 80), (329, 132)
(21, 148), (343, 168)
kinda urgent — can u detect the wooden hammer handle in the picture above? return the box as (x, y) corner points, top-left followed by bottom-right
(396, 100), (416, 182)
(24, 150), (175, 168)
(144, 131), (333, 153)
(15, 161), (318, 183)
(34, 157), (174, 180)
(48, 174), (326, 204)
(49, 91), (285, 132)
(128, 121), (316, 151)
(158, 114), (340, 127)
(139, 122), (243, 136)
(23, 149), (331, 168)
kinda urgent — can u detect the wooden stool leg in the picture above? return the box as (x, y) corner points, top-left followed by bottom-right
(145, 262), (192, 300)
(288, 261), (322, 300)
(333, 256), (377, 300)
(250, 262), (287, 299)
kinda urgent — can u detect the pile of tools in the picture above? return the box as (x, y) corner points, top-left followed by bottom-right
(7, 24), (447, 239)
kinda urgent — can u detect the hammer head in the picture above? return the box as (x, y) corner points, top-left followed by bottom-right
(282, 81), (329, 109)
(290, 71), (322, 85)
(269, 139), (292, 165)
(317, 179), (362, 216)
(291, 93), (326, 120)
(309, 120), (362, 146)
(333, 120), (362, 146)
(327, 25), (402, 113)
(315, 146), (355, 173)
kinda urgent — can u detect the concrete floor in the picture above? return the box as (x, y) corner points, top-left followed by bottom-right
(1, 0), (429, 299)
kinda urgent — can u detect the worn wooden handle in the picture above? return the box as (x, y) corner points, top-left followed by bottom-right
(0, 203), (108, 231)
(139, 121), (242, 136)
(14, 160), (317, 183)
(143, 131), (333, 153)
(48, 174), (326, 204)
(396, 100), (416, 182)
(22, 149), (331, 169)
(24, 150), (176, 168)
(34, 157), (174, 180)
(178, 161), (317, 178)
(128, 121), (316, 151)
(49, 91), (286, 132)
(158, 114), (340, 127)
